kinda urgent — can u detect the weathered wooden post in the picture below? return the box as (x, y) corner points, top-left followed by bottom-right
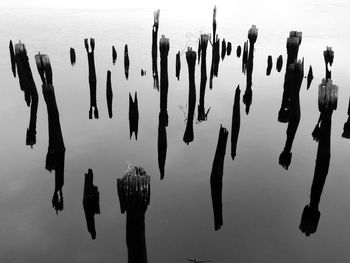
(9, 40), (16, 77)
(276, 55), (283, 72)
(278, 31), (302, 122)
(70, 47), (76, 66)
(307, 65), (313, 90)
(323, 47), (334, 81)
(176, 51), (181, 80)
(243, 25), (258, 114)
(84, 38), (99, 119)
(183, 47), (196, 144)
(226, 42), (232, 56)
(279, 60), (304, 170)
(106, 70), (113, 118)
(129, 92), (139, 140)
(210, 125), (228, 231)
(221, 38), (226, 60)
(198, 34), (210, 122)
(152, 9), (160, 90)
(14, 41), (38, 147)
(124, 44), (130, 80)
(112, 45), (117, 65)
(35, 53), (65, 214)
(117, 164), (150, 263)
(83, 169), (100, 240)
(158, 35), (169, 180)
(231, 86), (241, 160)
(300, 74), (336, 235)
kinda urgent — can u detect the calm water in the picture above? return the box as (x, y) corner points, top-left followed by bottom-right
(1, 2), (350, 262)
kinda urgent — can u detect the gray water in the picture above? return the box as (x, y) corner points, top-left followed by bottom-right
(1, 2), (350, 262)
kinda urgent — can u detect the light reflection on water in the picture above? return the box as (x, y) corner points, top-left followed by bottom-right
(1, 3), (350, 262)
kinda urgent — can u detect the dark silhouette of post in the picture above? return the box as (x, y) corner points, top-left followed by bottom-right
(276, 55), (283, 72)
(231, 86), (241, 160)
(324, 47), (333, 81)
(117, 164), (150, 263)
(278, 31), (302, 123)
(210, 125), (228, 231)
(158, 35), (169, 180)
(342, 98), (350, 138)
(35, 53), (65, 214)
(221, 38), (226, 60)
(307, 65), (313, 90)
(152, 9), (160, 90)
(209, 5), (220, 90)
(124, 44), (130, 80)
(236, 45), (241, 58)
(241, 41), (248, 73)
(198, 34), (211, 122)
(70, 48), (76, 66)
(266, 55), (273, 76)
(300, 55), (338, 236)
(84, 38), (99, 119)
(243, 25), (258, 115)
(112, 45), (117, 65)
(176, 51), (181, 80)
(183, 48), (196, 145)
(226, 42), (232, 56)
(106, 70), (113, 118)
(279, 60), (304, 169)
(129, 92), (139, 140)
(83, 169), (100, 240)
(14, 41), (38, 147)
(9, 40), (16, 77)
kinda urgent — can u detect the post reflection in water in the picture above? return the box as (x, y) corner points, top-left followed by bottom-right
(210, 125), (228, 231)
(117, 165), (150, 263)
(13, 41), (39, 147)
(183, 47), (196, 145)
(83, 169), (100, 240)
(158, 35), (169, 180)
(300, 48), (338, 236)
(106, 70), (113, 118)
(129, 92), (139, 140)
(124, 44), (130, 80)
(84, 38), (99, 119)
(35, 53), (66, 214)
(9, 40), (16, 77)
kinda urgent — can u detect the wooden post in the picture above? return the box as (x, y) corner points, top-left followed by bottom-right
(226, 42), (232, 56)
(198, 34), (210, 122)
(210, 125), (228, 230)
(124, 44), (130, 80)
(307, 65), (313, 90)
(35, 53), (65, 214)
(323, 46), (334, 81)
(106, 70), (113, 118)
(70, 47), (76, 65)
(84, 38), (99, 119)
(112, 45), (117, 65)
(266, 55), (273, 76)
(152, 9), (160, 90)
(276, 55), (283, 72)
(221, 38), (226, 60)
(14, 41), (39, 147)
(175, 51), (181, 80)
(9, 40), (16, 77)
(117, 164), (150, 263)
(183, 47), (196, 144)
(231, 86), (241, 160)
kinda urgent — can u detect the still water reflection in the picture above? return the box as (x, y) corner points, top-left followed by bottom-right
(1, 2), (350, 262)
